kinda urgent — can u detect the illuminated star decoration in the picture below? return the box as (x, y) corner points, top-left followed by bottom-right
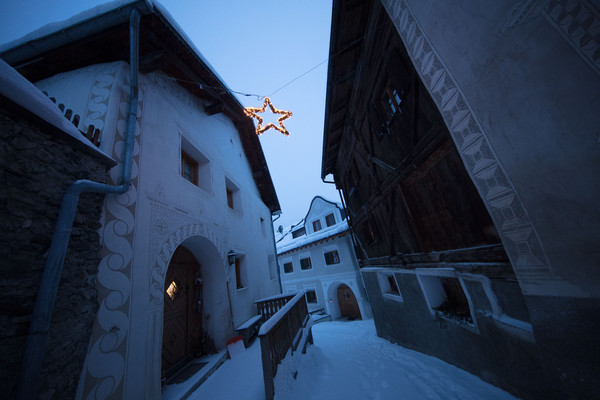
(244, 97), (292, 136)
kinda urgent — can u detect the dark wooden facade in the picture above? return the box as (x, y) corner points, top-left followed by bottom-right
(323, 0), (508, 271)
(322, 1), (549, 399)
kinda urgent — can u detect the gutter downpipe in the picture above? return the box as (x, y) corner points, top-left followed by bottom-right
(271, 210), (283, 293)
(16, 9), (141, 399)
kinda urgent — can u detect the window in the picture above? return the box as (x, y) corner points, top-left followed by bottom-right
(181, 151), (198, 184)
(324, 250), (340, 265)
(291, 227), (306, 238)
(382, 83), (403, 119)
(325, 213), (336, 227)
(283, 262), (293, 274)
(312, 219), (322, 232)
(260, 217), (266, 236)
(305, 289), (317, 304)
(300, 257), (312, 270)
(235, 257), (246, 290)
(225, 177), (240, 210)
(181, 136), (211, 192)
(377, 272), (403, 302)
(418, 274), (473, 324)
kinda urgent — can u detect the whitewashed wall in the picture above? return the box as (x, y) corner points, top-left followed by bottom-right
(36, 61), (280, 399)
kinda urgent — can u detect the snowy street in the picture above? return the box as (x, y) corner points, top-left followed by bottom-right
(184, 319), (518, 400)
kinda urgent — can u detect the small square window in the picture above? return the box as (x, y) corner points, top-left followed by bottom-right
(181, 136), (211, 192)
(382, 83), (403, 120)
(300, 257), (312, 270)
(292, 227), (306, 238)
(283, 262), (293, 274)
(312, 219), (322, 232)
(305, 289), (317, 303)
(235, 257), (246, 290)
(225, 178), (240, 210)
(324, 250), (340, 265)
(418, 274), (473, 324)
(227, 189), (234, 208)
(325, 213), (336, 227)
(181, 151), (198, 184)
(378, 272), (403, 301)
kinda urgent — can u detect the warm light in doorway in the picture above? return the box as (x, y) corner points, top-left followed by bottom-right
(166, 281), (179, 300)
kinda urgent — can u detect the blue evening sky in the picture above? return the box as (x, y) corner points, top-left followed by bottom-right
(0, 0), (338, 229)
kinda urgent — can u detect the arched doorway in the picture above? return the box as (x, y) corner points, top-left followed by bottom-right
(162, 246), (204, 377)
(337, 284), (362, 320)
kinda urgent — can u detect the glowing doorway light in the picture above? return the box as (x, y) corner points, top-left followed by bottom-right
(166, 281), (179, 300)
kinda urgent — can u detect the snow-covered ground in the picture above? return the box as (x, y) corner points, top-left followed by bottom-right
(187, 319), (518, 400)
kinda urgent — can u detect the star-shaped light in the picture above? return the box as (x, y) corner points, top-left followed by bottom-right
(244, 97), (292, 136)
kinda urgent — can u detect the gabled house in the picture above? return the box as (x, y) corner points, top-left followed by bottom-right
(322, 0), (599, 399)
(276, 196), (371, 321)
(1, 1), (281, 398)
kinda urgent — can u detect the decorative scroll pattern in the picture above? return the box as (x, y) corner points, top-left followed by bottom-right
(544, 0), (600, 75)
(381, 0), (553, 285)
(82, 64), (121, 135)
(82, 72), (143, 400)
(148, 198), (227, 307)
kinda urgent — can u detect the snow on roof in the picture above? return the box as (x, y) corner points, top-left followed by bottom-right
(0, 58), (110, 156)
(0, 0), (136, 52)
(277, 219), (350, 255)
(0, 0), (237, 107)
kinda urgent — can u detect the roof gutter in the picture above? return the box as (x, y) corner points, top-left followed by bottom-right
(16, 9), (142, 399)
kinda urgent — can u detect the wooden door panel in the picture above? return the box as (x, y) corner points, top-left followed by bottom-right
(337, 285), (362, 320)
(162, 247), (202, 374)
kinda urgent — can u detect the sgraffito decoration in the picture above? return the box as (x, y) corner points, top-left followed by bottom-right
(244, 96), (292, 136)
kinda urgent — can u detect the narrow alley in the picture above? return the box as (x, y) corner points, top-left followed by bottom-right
(169, 320), (517, 400)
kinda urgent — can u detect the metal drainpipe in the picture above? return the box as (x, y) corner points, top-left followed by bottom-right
(16, 9), (141, 399)
(271, 210), (283, 293)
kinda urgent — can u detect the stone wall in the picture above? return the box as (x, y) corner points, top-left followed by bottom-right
(0, 102), (112, 399)
(362, 270), (549, 400)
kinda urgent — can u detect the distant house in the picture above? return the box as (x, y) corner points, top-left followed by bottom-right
(322, 0), (599, 399)
(277, 196), (371, 321)
(1, 1), (281, 399)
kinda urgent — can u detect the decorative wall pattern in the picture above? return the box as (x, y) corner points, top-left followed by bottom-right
(81, 71), (143, 400)
(381, 0), (556, 292)
(543, 0), (600, 76)
(83, 65), (119, 134)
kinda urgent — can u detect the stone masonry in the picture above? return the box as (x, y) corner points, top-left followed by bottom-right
(0, 101), (113, 399)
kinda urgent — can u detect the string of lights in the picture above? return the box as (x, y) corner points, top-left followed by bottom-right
(243, 97), (292, 136)
(166, 22), (383, 136)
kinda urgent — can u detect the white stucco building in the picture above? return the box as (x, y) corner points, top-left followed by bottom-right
(276, 196), (371, 321)
(1, 2), (281, 398)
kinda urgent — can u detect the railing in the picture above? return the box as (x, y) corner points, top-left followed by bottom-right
(257, 291), (312, 400)
(255, 292), (297, 322)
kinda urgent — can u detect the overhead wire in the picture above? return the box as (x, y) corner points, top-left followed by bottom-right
(166, 22), (384, 102)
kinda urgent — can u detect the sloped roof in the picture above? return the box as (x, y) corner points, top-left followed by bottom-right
(0, 59), (115, 164)
(0, 0), (280, 213)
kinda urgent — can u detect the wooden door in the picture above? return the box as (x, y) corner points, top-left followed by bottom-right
(337, 284), (362, 320)
(162, 246), (202, 375)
